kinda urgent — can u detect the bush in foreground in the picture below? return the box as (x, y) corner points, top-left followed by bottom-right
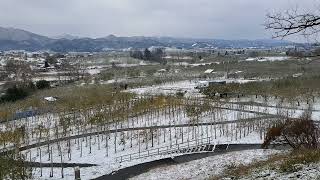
(36, 80), (51, 89)
(262, 113), (319, 149)
(0, 153), (32, 179)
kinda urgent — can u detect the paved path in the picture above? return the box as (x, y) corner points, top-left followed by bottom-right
(94, 143), (289, 180)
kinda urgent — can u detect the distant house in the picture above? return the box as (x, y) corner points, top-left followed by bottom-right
(204, 69), (215, 74)
(293, 73), (303, 78)
(203, 69), (217, 78)
(157, 69), (167, 73)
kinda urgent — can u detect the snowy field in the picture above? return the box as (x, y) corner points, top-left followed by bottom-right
(245, 162), (320, 180)
(244, 56), (290, 62)
(127, 80), (202, 97)
(2, 79), (320, 180)
(21, 106), (265, 179)
(127, 79), (320, 120)
(127, 79), (268, 97)
(27, 130), (266, 180)
(131, 149), (284, 180)
(3, 92), (320, 179)
(14, 98), (267, 179)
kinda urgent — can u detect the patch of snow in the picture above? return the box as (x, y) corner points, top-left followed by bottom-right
(172, 62), (189, 66)
(131, 149), (283, 180)
(293, 73), (303, 78)
(245, 57), (289, 62)
(190, 63), (212, 67)
(243, 162), (320, 180)
(44, 97), (57, 102)
(86, 69), (101, 75)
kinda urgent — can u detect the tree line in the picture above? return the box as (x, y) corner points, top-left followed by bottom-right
(130, 48), (167, 65)
(0, 80), (51, 103)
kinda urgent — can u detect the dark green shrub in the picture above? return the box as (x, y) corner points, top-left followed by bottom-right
(176, 91), (185, 98)
(0, 85), (29, 102)
(36, 80), (51, 89)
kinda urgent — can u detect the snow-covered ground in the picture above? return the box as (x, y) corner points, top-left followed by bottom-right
(164, 56), (192, 60)
(32, 76), (72, 82)
(127, 80), (202, 97)
(126, 79), (269, 97)
(244, 162), (320, 180)
(20, 105), (264, 179)
(245, 56), (289, 62)
(28, 130), (266, 180)
(0, 105), (257, 150)
(2, 79), (319, 180)
(131, 149), (283, 180)
(86, 68), (101, 75)
(224, 96), (320, 121)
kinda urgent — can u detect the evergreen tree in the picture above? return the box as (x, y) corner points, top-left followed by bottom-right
(144, 48), (152, 61)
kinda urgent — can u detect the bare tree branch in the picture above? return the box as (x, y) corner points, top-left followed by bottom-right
(265, 9), (320, 38)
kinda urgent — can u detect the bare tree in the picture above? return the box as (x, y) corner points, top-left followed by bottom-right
(262, 113), (320, 149)
(4, 60), (34, 82)
(266, 8), (320, 38)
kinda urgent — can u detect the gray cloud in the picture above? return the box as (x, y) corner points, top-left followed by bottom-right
(0, 0), (318, 40)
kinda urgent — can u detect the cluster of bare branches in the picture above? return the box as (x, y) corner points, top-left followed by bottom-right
(266, 9), (320, 38)
(263, 111), (320, 150)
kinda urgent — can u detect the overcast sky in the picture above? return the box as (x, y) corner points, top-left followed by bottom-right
(0, 0), (319, 40)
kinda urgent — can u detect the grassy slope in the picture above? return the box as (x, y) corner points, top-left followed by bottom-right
(211, 149), (320, 179)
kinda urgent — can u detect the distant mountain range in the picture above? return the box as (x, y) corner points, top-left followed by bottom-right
(52, 34), (82, 40)
(0, 27), (296, 52)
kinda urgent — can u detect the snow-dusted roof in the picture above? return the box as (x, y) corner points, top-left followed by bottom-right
(44, 97), (57, 102)
(204, 69), (214, 74)
(157, 69), (167, 72)
(293, 73), (303, 78)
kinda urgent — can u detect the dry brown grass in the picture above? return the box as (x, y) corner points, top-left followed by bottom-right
(210, 153), (288, 180)
(210, 148), (320, 180)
